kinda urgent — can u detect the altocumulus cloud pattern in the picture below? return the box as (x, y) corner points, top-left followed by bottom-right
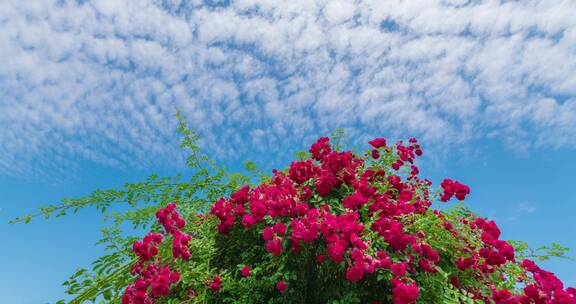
(1, 0), (576, 177)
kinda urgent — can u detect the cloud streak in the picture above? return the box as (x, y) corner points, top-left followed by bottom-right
(1, 0), (576, 177)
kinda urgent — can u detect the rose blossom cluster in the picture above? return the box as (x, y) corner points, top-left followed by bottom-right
(440, 187), (572, 301)
(156, 203), (191, 260)
(209, 137), (574, 303)
(210, 137), (438, 302)
(207, 276), (222, 292)
(132, 232), (163, 262)
(440, 178), (471, 202)
(122, 204), (190, 304)
(490, 259), (576, 303)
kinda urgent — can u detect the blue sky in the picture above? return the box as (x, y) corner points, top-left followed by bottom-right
(1, 0), (576, 303)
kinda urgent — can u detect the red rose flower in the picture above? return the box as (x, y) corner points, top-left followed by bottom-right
(368, 138), (387, 148)
(241, 265), (251, 277)
(276, 281), (288, 293)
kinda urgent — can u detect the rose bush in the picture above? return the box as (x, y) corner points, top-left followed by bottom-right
(14, 117), (572, 303)
(118, 136), (575, 304)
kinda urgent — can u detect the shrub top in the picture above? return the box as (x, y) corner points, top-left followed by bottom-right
(121, 137), (575, 304)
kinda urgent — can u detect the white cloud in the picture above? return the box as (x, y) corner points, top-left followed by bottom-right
(517, 202), (538, 214)
(1, 0), (576, 177)
(324, 0), (356, 25)
(506, 202), (538, 222)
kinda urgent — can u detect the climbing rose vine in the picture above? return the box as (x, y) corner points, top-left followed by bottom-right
(121, 137), (575, 304)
